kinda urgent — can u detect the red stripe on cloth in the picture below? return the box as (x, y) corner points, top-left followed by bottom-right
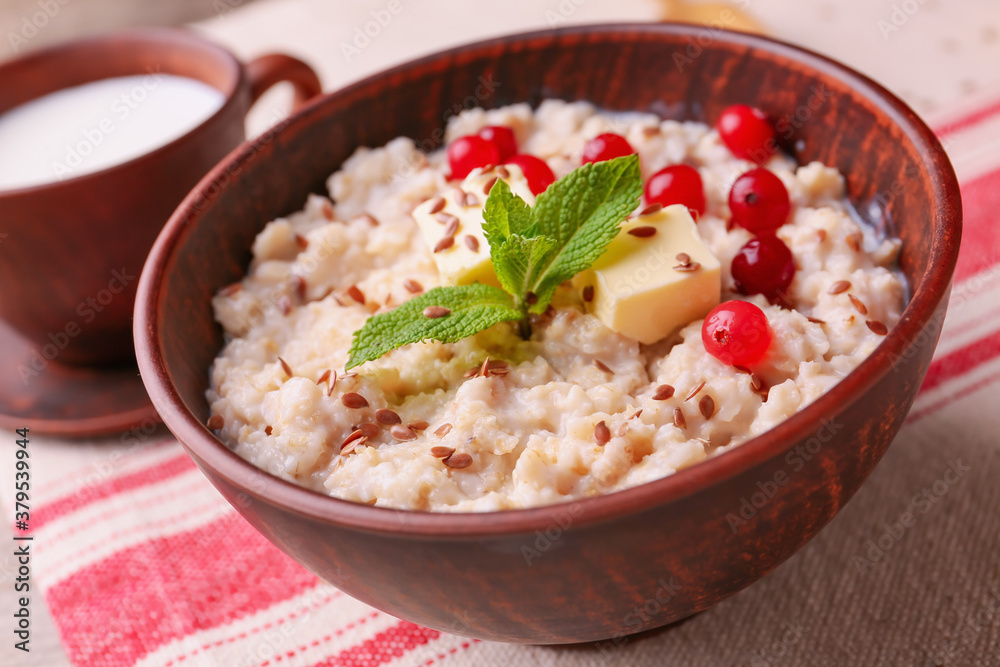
(34, 438), (177, 498)
(908, 367), (1000, 423)
(422, 640), (478, 666)
(921, 329), (1000, 394)
(933, 97), (1000, 137)
(300, 621), (441, 667)
(953, 168), (1000, 284)
(31, 452), (196, 531)
(162, 592), (343, 667)
(45, 512), (319, 667)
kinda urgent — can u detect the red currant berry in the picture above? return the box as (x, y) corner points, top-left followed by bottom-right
(702, 300), (772, 367)
(448, 135), (499, 179)
(717, 104), (776, 163)
(582, 133), (635, 164)
(504, 154), (556, 195)
(731, 235), (796, 301)
(478, 126), (517, 162)
(644, 164), (706, 218)
(728, 168), (791, 234)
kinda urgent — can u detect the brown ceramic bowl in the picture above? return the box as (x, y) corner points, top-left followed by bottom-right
(135, 24), (961, 644)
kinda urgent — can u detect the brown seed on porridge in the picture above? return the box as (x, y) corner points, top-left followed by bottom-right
(206, 415), (224, 430)
(375, 409), (402, 425)
(443, 453), (473, 469)
(594, 421), (611, 446)
(341, 392), (369, 409)
(653, 384), (675, 401)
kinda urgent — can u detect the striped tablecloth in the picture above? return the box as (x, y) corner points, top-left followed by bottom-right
(5, 86), (1000, 667)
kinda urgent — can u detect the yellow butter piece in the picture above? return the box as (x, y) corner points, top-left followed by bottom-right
(412, 165), (534, 286)
(573, 204), (721, 344)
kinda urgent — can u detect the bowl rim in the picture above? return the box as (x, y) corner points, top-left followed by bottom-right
(135, 22), (961, 538)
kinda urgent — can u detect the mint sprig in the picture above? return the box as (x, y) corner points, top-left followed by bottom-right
(345, 154), (641, 369)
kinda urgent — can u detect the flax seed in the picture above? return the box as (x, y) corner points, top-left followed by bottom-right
(375, 408), (401, 425)
(673, 407), (687, 429)
(443, 452), (473, 469)
(653, 384), (675, 400)
(849, 294), (868, 315)
(582, 285), (594, 302)
(431, 446), (455, 458)
(317, 369), (331, 385)
(295, 233), (309, 249)
(321, 200), (335, 220)
(265, 425), (272, 435)
(617, 423), (629, 437)
(593, 421), (611, 446)
(442, 217), (460, 238)
(866, 320), (888, 335)
(427, 197), (446, 214)
(219, 282), (242, 297)
(361, 212), (379, 226)
(206, 415), (224, 430)
(630, 410), (643, 420)
(676, 253), (691, 265)
(640, 203), (663, 217)
(483, 176), (498, 194)
(278, 357), (293, 377)
(699, 395), (716, 420)
(685, 381), (706, 401)
(827, 280), (851, 295)
(359, 422), (380, 438)
(434, 235), (455, 253)
(434, 423), (453, 437)
(673, 262), (701, 272)
(423, 305), (451, 318)
(846, 232), (862, 252)
(496, 165), (510, 179)
(628, 226), (657, 238)
(341, 392), (369, 409)
(408, 420), (429, 431)
(390, 425), (417, 441)
(403, 278), (424, 293)
(816, 229), (827, 242)
(593, 359), (612, 373)
(435, 212), (459, 226)
(464, 235), (480, 252)
(347, 285), (366, 304)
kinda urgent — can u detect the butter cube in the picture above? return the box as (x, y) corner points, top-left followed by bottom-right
(573, 204), (721, 344)
(412, 165), (534, 286)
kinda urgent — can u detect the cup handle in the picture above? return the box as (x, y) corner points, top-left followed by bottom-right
(245, 53), (322, 111)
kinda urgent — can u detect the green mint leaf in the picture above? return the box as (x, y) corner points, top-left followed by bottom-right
(527, 154), (642, 311)
(492, 234), (558, 304)
(346, 284), (520, 369)
(481, 178), (534, 252)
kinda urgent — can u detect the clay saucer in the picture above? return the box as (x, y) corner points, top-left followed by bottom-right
(0, 319), (159, 437)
